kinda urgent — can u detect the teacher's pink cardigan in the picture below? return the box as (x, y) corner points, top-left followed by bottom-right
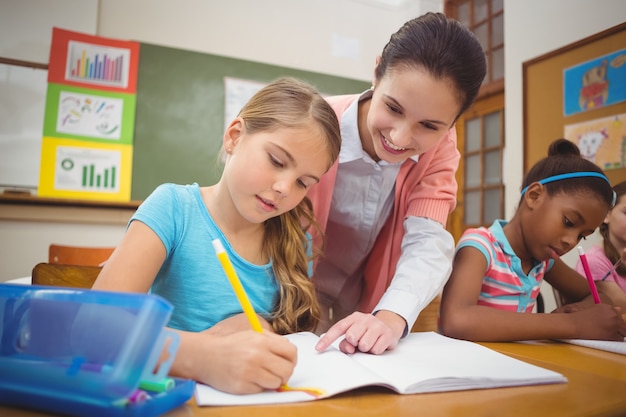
(308, 94), (460, 312)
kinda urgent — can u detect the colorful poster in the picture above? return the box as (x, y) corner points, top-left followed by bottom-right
(564, 113), (626, 170)
(563, 49), (626, 116)
(39, 28), (139, 202)
(38, 137), (132, 201)
(47, 27), (139, 94)
(43, 83), (135, 144)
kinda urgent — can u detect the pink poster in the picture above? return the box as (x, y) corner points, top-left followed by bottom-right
(564, 113), (626, 170)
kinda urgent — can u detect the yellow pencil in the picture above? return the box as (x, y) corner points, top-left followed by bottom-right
(211, 238), (326, 398)
(212, 239), (264, 333)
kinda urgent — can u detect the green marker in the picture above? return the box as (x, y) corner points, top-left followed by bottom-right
(139, 377), (175, 393)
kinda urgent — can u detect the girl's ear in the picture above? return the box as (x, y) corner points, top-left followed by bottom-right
(523, 182), (545, 209)
(223, 117), (243, 152)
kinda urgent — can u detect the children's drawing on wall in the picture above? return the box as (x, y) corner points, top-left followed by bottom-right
(563, 49), (626, 116)
(38, 28), (139, 202)
(56, 91), (123, 139)
(43, 83), (135, 145)
(564, 113), (626, 170)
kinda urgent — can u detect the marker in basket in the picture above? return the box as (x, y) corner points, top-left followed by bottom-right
(112, 389), (152, 407)
(128, 389), (151, 404)
(577, 246), (601, 304)
(139, 376), (175, 393)
(211, 239), (325, 398)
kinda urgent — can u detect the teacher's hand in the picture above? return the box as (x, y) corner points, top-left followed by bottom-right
(314, 310), (405, 354)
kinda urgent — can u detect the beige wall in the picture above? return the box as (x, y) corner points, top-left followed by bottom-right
(0, 205), (132, 280)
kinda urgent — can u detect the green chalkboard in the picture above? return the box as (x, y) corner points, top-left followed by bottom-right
(131, 43), (370, 200)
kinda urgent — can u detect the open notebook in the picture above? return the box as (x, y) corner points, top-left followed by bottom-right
(195, 331), (567, 406)
(559, 337), (626, 355)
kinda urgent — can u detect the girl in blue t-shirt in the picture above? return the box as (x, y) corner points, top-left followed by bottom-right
(93, 77), (341, 394)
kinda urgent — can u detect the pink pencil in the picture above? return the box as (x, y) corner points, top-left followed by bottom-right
(577, 246), (601, 304)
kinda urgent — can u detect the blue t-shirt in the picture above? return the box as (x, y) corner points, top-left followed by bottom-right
(131, 183), (279, 332)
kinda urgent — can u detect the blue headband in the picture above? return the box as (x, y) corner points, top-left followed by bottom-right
(520, 171), (616, 206)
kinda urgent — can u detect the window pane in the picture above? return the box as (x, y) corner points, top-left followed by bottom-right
(457, 2), (470, 26)
(491, 13), (503, 46)
(465, 190), (481, 224)
(484, 150), (501, 184)
(465, 154), (481, 188)
(492, 47), (504, 81)
(474, 0), (488, 22)
(483, 188), (501, 224)
(465, 118), (481, 152)
(491, 0), (503, 13)
(484, 111), (501, 147)
(473, 23), (488, 51)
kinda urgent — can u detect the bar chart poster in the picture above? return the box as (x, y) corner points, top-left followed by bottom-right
(38, 137), (132, 202)
(43, 83), (136, 144)
(47, 27), (139, 94)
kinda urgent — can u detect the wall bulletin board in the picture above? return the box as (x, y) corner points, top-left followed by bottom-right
(523, 22), (626, 186)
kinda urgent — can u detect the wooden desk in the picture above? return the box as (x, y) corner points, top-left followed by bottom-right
(2, 342), (625, 417)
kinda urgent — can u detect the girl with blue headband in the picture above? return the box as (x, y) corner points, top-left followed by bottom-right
(439, 139), (626, 342)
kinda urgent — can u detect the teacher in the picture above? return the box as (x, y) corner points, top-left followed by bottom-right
(310, 12), (487, 354)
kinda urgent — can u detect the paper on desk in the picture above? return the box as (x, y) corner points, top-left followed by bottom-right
(195, 332), (567, 406)
(559, 337), (626, 355)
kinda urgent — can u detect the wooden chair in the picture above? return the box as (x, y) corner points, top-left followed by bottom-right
(48, 244), (115, 267)
(31, 263), (101, 288)
(410, 295), (441, 332)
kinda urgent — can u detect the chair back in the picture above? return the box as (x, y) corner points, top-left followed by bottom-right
(49, 244), (115, 266)
(31, 263), (101, 288)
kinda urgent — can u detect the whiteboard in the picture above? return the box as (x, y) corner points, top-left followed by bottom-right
(0, 63), (47, 189)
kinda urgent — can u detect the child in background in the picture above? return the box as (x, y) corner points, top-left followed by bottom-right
(575, 181), (626, 310)
(439, 139), (626, 342)
(92, 78), (341, 394)
(312, 12), (486, 355)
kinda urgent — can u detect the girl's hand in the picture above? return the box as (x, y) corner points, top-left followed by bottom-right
(178, 330), (297, 395)
(315, 311), (404, 354)
(571, 304), (626, 341)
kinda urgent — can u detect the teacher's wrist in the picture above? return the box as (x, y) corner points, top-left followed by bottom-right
(373, 310), (408, 340)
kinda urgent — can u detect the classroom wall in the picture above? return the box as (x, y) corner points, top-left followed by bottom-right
(0, 0), (440, 281)
(96, 0), (441, 82)
(503, 0), (625, 311)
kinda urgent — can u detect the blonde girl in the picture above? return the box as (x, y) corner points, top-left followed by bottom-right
(93, 77), (341, 394)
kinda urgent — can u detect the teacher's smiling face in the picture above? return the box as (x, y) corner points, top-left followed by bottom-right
(361, 66), (460, 164)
